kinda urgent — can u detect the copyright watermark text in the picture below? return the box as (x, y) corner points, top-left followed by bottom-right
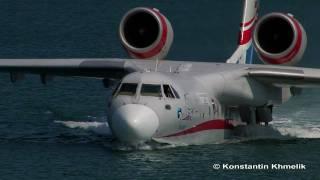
(212, 163), (306, 170)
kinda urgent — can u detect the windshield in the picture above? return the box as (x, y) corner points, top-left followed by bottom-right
(141, 84), (162, 97)
(118, 83), (138, 96)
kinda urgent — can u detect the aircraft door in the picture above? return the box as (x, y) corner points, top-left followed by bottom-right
(183, 93), (212, 121)
(183, 93), (195, 121)
(198, 94), (212, 120)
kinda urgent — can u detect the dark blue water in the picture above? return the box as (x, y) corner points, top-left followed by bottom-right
(0, 0), (320, 179)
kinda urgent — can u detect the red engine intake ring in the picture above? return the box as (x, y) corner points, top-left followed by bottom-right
(127, 8), (168, 59)
(259, 15), (303, 65)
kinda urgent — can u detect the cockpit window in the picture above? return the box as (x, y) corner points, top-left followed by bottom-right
(163, 84), (175, 98)
(112, 83), (121, 96)
(118, 83), (138, 96)
(141, 84), (162, 97)
(171, 86), (180, 99)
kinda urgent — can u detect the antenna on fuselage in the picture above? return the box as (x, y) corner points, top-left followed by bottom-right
(154, 58), (159, 72)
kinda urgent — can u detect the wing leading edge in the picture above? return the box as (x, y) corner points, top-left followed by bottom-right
(247, 66), (320, 87)
(0, 58), (140, 80)
(2, 58), (320, 89)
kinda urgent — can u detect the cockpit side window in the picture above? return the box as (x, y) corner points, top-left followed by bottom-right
(118, 83), (138, 96)
(112, 83), (121, 96)
(141, 84), (162, 97)
(171, 86), (180, 99)
(163, 84), (175, 98)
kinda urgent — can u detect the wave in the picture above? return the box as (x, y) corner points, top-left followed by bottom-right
(275, 126), (320, 138)
(272, 110), (320, 139)
(54, 120), (183, 150)
(52, 110), (320, 149)
(233, 125), (320, 140)
(54, 120), (112, 136)
(111, 141), (182, 151)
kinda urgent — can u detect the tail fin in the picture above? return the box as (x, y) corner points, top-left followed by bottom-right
(227, 0), (259, 64)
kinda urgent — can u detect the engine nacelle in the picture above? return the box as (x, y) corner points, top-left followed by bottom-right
(253, 13), (307, 65)
(119, 7), (174, 60)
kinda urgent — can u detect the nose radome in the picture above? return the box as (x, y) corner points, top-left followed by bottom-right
(111, 104), (159, 144)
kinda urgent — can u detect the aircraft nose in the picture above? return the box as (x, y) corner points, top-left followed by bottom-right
(111, 104), (159, 144)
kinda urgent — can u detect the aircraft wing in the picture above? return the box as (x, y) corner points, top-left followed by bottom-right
(2, 58), (320, 88)
(247, 66), (320, 88)
(0, 58), (141, 80)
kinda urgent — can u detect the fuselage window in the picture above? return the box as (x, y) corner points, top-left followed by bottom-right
(171, 86), (180, 99)
(141, 84), (162, 97)
(163, 84), (175, 98)
(118, 83), (138, 96)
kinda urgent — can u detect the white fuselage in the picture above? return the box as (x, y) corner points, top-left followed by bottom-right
(107, 67), (279, 145)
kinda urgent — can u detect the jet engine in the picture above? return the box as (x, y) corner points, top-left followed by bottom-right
(253, 13), (307, 65)
(119, 7), (174, 60)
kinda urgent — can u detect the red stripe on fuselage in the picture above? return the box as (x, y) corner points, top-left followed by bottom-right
(163, 119), (234, 138)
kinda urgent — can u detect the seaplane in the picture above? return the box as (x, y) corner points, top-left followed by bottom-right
(0, 0), (317, 146)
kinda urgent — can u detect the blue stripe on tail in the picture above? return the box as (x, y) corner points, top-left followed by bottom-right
(245, 45), (254, 64)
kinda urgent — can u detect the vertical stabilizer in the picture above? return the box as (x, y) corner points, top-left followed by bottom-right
(227, 0), (259, 64)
